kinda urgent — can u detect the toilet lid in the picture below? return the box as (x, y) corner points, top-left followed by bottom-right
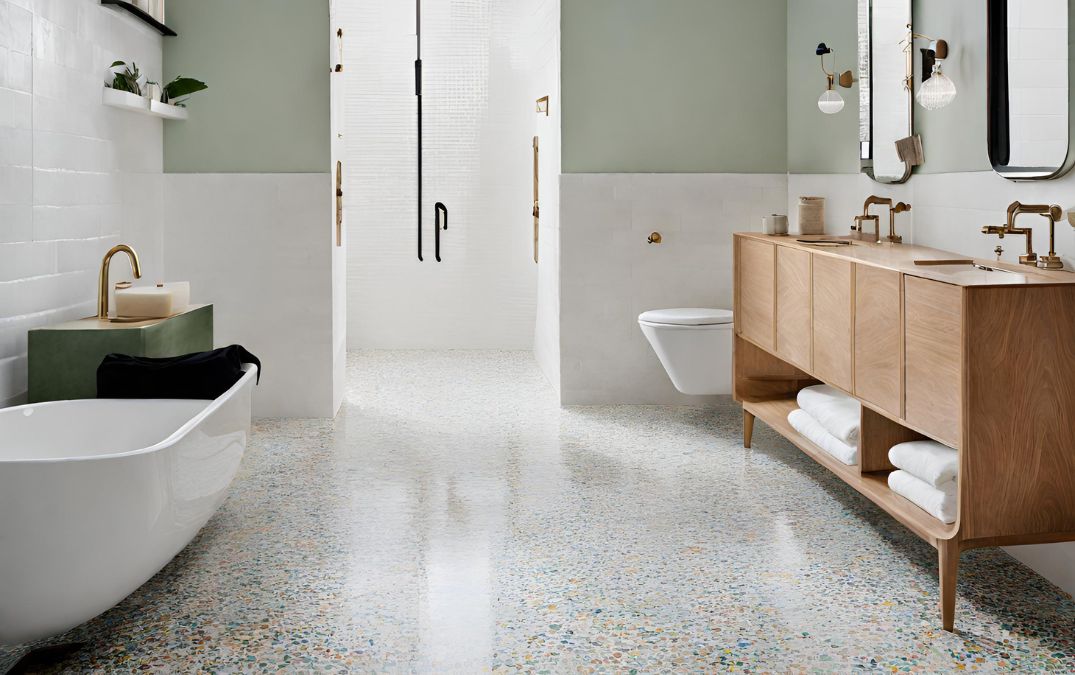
(638, 308), (734, 326)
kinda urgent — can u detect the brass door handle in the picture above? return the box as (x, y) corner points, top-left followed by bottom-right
(335, 161), (343, 246)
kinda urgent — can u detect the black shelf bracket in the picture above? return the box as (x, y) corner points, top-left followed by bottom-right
(100, 1), (177, 37)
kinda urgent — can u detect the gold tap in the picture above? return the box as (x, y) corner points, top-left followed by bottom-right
(982, 201), (1060, 266)
(887, 201), (911, 244)
(853, 195), (893, 243)
(97, 244), (142, 319)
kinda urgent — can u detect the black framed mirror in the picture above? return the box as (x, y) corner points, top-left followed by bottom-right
(987, 0), (1074, 180)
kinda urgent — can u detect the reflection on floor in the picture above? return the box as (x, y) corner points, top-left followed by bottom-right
(3, 351), (1074, 672)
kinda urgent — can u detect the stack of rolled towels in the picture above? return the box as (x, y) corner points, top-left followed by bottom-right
(786, 384), (861, 466)
(887, 440), (958, 524)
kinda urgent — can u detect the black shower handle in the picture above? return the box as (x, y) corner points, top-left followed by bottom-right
(435, 202), (448, 262)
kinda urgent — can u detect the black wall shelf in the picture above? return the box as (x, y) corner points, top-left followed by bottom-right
(100, 1), (177, 37)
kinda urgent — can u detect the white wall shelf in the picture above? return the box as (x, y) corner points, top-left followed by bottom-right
(103, 88), (188, 120)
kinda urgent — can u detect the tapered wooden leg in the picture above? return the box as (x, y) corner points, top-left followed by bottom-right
(743, 409), (755, 448)
(938, 538), (960, 632)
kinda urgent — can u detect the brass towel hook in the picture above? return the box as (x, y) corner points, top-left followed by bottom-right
(647, 232), (662, 244)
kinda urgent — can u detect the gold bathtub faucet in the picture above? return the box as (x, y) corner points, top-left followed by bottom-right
(97, 244), (142, 319)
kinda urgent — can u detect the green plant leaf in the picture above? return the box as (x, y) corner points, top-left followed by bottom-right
(163, 76), (208, 101)
(110, 60), (126, 68)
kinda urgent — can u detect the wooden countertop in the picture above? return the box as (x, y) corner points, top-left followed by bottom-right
(734, 232), (1075, 287)
(41, 304), (211, 331)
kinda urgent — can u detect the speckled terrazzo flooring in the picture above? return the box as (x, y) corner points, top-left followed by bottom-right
(3, 350), (1074, 673)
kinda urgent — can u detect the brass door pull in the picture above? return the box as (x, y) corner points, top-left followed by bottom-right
(335, 161), (343, 247)
(532, 136), (539, 264)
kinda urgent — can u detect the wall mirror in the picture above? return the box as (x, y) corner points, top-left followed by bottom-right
(859, 0), (914, 183)
(988, 0), (1073, 180)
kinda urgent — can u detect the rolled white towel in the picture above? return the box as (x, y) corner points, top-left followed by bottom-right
(889, 440), (958, 488)
(788, 408), (859, 466)
(888, 470), (957, 524)
(796, 384), (861, 445)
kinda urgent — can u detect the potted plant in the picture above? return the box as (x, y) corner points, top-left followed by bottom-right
(160, 76), (208, 106)
(103, 61), (148, 109)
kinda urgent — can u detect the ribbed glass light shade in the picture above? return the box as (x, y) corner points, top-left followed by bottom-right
(818, 89), (845, 114)
(916, 63), (957, 110)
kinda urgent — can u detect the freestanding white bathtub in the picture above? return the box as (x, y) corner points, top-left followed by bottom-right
(0, 364), (257, 645)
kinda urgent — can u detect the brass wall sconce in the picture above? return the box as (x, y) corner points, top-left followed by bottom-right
(536, 95), (549, 116)
(903, 28), (956, 110)
(816, 43), (854, 115)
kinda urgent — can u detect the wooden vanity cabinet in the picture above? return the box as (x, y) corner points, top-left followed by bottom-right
(811, 256), (854, 392)
(775, 246), (811, 370)
(736, 237), (775, 350)
(854, 266), (902, 418)
(904, 276), (962, 446)
(732, 232), (1075, 633)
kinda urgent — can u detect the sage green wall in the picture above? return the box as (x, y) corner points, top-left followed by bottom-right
(561, 0), (788, 173)
(163, 0), (330, 173)
(786, 0), (993, 175)
(787, 0), (859, 173)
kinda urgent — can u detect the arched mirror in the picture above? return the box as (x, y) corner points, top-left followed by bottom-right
(988, 0), (1074, 180)
(859, 0), (914, 183)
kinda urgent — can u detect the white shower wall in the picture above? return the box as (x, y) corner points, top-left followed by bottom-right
(340, 0), (555, 350)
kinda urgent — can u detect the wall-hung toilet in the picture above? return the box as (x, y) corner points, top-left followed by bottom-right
(638, 308), (734, 395)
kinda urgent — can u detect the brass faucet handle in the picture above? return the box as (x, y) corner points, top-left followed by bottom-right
(893, 201), (911, 213)
(982, 224), (1006, 237)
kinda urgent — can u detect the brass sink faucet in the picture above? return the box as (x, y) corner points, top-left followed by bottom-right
(853, 195), (892, 243)
(97, 244), (142, 319)
(981, 201), (1063, 267)
(887, 201), (911, 244)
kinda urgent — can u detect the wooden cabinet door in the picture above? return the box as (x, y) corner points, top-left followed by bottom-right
(855, 265), (902, 417)
(812, 255), (854, 392)
(776, 246), (811, 370)
(737, 238), (775, 350)
(904, 276), (962, 447)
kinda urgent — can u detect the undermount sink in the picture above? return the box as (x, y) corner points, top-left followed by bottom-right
(913, 259), (1016, 274)
(796, 239), (854, 247)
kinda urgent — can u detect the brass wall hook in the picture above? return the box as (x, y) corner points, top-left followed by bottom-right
(647, 232), (662, 244)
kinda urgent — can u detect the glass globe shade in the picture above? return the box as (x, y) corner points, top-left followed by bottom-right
(917, 63), (957, 110)
(818, 88), (845, 114)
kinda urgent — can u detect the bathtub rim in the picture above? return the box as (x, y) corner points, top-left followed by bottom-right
(0, 363), (258, 465)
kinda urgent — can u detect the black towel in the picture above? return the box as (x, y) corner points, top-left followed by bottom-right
(97, 345), (261, 400)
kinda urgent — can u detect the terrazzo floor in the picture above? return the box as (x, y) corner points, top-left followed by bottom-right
(3, 350), (1075, 673)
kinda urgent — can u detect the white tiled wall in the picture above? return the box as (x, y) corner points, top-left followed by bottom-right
(339, 0), (541, 350)
(0, 0), (163, 408)
(1006, 0), (1068, 169)
(559, 173), (787, 405)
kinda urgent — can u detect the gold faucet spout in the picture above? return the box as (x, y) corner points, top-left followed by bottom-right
(97, 244), (142, 319)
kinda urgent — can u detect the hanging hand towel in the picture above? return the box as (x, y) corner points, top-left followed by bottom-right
(888, 470), (957, 524)
(796, 384), (861, 445)
(788, 409), (860, 466)
(889, 440), (958, 488)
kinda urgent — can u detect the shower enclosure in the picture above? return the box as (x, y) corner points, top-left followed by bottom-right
(339, 0), (558, 350)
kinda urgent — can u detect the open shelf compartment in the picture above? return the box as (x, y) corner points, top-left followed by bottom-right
(743, 396), (957, 546)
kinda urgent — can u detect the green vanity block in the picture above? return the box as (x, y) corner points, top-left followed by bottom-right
(28, 304), (214, 403)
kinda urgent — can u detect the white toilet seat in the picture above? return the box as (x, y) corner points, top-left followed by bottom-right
(638, 308), (733, 326)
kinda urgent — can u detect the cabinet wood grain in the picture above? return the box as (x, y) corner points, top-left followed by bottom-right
(904, 276), (961, 447)
(854, 265), (902, 417)
(812, 255), (853, 392)
(776, 246), (812, 370)
(738, 238), (775, 350)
